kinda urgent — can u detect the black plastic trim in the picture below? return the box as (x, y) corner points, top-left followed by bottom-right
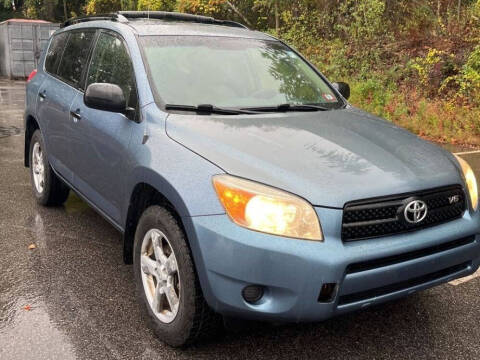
(344, 185), (464, 209)
(346, 235), (475, 274)
(62, 11), (247, 29)
(339, 261), (471, 305)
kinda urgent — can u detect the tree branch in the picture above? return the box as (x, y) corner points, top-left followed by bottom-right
(225, 1), (252, 27)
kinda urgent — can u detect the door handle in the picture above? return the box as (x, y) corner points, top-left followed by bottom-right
(70, 110), (82, 122)
(38, 90), (46, 101)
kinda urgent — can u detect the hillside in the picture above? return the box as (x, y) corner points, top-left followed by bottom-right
(2, 0), (480, 146)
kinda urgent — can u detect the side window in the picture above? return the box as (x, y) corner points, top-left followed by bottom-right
(45, 32), (68, 75)
(86, 32), (138, 110)
(57, 30), (95, 89)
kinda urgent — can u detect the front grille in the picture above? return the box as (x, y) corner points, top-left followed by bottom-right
(342, 185), (466, 241)
(338, 261), (470, 305)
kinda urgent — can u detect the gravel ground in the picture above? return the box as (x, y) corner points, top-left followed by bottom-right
(1, 79), (479, 360)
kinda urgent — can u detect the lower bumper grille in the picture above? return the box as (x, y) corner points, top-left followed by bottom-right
(338, 261), (470, 305)
(346, 235), (475, 274)
(342, 185), (466, 241)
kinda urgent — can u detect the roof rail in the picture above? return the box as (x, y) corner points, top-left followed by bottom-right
(61, 13), (127, 28)
(61, 11), (248, 29)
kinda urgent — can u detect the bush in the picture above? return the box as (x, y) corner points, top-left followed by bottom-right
(337, 0), (386, 43)
(450, 45), (480, 105)
(410, 48), (458, 97)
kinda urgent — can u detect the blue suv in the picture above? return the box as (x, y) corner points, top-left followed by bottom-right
(24, 11), (480, 347)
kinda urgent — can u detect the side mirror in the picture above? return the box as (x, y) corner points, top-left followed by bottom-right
(332, 82), (350, 100)
(84, 83), (126, 113)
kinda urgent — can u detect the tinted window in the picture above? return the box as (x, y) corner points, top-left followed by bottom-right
(45, 33), (68, 75)
(86, 32), (137, 109)
(57, 30), (95, 89)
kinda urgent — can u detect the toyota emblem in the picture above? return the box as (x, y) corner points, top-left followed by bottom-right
(404, 199), (428, 224)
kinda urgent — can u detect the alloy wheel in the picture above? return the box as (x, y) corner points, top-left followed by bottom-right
(32, 142), (45, 194)
(140, 229), (180, 324)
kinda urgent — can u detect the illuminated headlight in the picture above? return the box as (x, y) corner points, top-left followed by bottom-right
(455, 155), (478, 211)
(212, 175), (323, 241)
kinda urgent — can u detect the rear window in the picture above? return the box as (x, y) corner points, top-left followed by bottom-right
(45, 33), (68, 75)
(57, 30), (95, 89)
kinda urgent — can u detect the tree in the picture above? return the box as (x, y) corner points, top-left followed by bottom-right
(23, 0), (59, 21)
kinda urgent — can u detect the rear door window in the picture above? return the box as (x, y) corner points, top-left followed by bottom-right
(57, 30), (95, 90)
(45, 32), (68, 75)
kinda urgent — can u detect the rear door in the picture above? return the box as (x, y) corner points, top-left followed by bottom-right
(37, 31), (73, 181)
(37, 29), (96, 183)
(69, 30), (139, 224)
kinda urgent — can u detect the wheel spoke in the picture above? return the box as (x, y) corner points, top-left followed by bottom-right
(164, 284), (179, 311)
(141, 255), (158, 276)
(165, 255), (178, 275)
(152, 231), (168, 264)
(151, 284), (163, 313)
(35, 150), (42, 164)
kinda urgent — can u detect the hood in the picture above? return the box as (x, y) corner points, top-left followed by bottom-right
(165, 107), (462, 208)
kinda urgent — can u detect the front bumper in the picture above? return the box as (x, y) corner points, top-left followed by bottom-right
(185, 207), (480, 322)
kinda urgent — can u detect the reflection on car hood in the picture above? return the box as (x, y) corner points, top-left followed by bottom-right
(165, 107), (462, 208)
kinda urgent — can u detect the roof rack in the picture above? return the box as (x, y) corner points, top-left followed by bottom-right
(61, 11), (248, 29)
(61, 13), (127, 28)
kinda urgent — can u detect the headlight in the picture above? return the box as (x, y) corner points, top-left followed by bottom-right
(455, 155), (478, 211)
(212, 175), (323, 241)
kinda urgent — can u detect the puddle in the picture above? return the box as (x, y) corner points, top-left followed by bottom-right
(0, 300), (77, 360)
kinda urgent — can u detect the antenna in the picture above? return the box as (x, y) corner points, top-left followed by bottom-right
(147, 6), (150, 20)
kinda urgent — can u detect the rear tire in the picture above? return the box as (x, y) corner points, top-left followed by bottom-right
(133, 205), (223, 347)
(29, 129), (70, 206)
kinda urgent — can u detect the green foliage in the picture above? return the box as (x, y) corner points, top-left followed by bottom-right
(410, 48), (458, 96)
(444, 45), (480, 105)
(85, 0), (122, 15)
(349, 77), (397, 119)
(176, 0), (227, 16)
(23, 0), (59, 20)
(337, 0), (386, 43)
(137, 0), (175, 11)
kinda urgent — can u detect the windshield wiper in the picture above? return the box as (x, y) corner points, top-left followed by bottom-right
(165, 104), (257, 115)
(241, 103), (329, 112)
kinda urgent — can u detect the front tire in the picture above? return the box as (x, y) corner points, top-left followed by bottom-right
(133, 205), (223, 347)
(29, 129), (69, 206)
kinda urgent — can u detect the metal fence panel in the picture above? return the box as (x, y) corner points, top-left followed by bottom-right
(0, 25), (8, 77)
(0, 21), (59, 79)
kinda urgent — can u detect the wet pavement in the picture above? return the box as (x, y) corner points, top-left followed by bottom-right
(1, 79), (480, 360)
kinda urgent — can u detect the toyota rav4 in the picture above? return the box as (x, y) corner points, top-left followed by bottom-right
(24, 11), (480, 347)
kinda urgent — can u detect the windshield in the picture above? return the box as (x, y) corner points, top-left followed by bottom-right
(140, 36), (343, 110)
